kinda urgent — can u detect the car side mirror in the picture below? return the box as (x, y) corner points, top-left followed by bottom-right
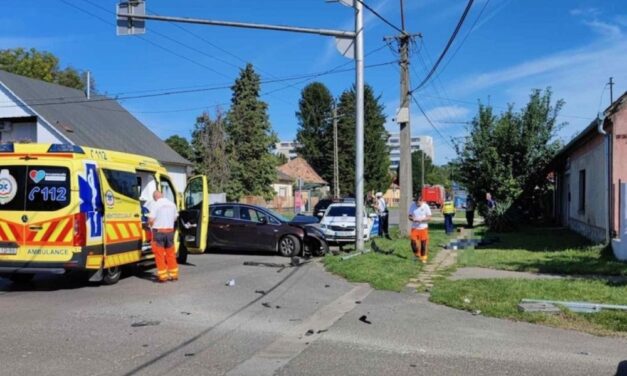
(258, 217), (268, 225)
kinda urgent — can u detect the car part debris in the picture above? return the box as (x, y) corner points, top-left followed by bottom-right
(262, 302), (272, 308)
(180, 311), (191, 316)
(324, 284), (330, 288)
(340, 249), (371, 261)
(244, 261), (286, 268)
(517, 301), (560, 314)
(290, 256), (301, 266)
(355, 300), (362, 304)
(255, 290), (266, 295)
(521, 299), (627, 313)
(226, 279), (235, 287)
(131, 320), (161, 328)
(359, 315), (372, 324)
(305, 329), (314, 336)
(317, 329), (328, 334)
(184, 353), (195, 357)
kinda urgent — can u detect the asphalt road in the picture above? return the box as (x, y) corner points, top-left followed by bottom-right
(1, 253), (625, 376)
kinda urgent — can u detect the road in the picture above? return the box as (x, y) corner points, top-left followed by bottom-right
(1, 253), (625, 376)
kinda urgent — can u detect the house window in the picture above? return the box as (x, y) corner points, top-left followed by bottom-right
(578, 169), (586, 214)
(279, 187), (287, 197)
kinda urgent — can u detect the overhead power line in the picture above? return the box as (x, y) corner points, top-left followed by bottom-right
(355, 0), (404, 34)
(411, 94), (456, 151)
(409, 0), (474, 93)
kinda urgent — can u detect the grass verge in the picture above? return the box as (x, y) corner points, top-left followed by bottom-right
(458, 227), (627, 276)
(430, 278), (627, 336)
(323, 221), (454, 291)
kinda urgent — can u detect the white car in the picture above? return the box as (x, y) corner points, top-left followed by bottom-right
(319, 202), (372, 244)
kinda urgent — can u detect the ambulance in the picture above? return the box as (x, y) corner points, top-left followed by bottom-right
(0, 143), (209, 284)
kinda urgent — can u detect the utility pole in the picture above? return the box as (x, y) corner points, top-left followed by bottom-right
(354, 0), (365, 252)
(333, 105), (340, 199)
(385, 1), (420, 236)
(609, 77), (614, 104)
(421, 151), (424, 188)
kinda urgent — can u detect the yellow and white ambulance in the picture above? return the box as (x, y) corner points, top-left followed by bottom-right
(0, 143), (208, 284)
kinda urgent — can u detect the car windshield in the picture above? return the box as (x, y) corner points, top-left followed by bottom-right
(327, 206), (355, 217)
(265, 208), (289, 223)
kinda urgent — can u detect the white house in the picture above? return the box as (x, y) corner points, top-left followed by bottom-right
(0, 70), (191, 191)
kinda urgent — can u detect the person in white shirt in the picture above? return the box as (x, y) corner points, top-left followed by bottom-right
(148, 190), (179, 282)
(408, 194), (432, 263)
(375, 192), (390, 239)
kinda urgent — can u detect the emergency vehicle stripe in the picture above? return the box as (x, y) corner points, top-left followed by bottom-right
(48, 218), (69, 243)
(39, 220), (59, 242)
(63, 228), (73, 243)
(112, 223), (123, 240)
(128, 223), (140, 238)
(0, 224), (7, 241)
(117, 223), (130, 239)
(0, 222), (16, 242)
(55, 219), (73, 243)
(33, 222), (52, 242)
(106, 224), (119, 241)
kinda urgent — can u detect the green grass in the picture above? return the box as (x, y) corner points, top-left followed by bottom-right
(458, 227), (627, 276)
(430, 278), (627, 336)
(323, 221), (454, 291)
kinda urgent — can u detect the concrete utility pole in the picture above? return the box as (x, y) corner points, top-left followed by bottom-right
(333, 105), (340, 199)
(385, 2), (419, 236)
(117, 0), (367, 251)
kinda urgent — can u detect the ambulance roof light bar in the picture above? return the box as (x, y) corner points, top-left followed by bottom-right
(47, 144), (85, 154)
(0, 143), (14, 153)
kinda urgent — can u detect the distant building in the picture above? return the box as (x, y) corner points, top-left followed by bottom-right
(387, 133), (434, 169)
(274, 141), (300, 159)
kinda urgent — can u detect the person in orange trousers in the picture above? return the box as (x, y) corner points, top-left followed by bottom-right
(408, 195), (432, 263)
(148, 190), (179, 282)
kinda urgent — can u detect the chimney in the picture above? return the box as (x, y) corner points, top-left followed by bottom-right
(85, 70), (91, 100)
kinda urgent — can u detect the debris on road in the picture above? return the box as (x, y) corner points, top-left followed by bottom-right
(226, 279), (235, 287)
(317, 329), (328, 334)
(305, 329), (314, 336)
(131, 320), (161, 328)
(289, 318), (302, 322)
(340, 249), (371, 261)
(184, 353), (195, 357)
(290, 256), (301, 266)
(181, 311), (191, 316)
(355, 300), (362, 304)
(254, 290), (267, 295)
(244, 261), (286, 268)
(520, 299), (627, 313)
(518, 301), (560, 314)
(262, 302), (272, 308)
(359, 315), (372, 324)
(472, 310), (482, 316)
(324, 284), (330, 288)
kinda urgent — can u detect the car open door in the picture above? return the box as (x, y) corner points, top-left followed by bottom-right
(179, 175), (209, 254)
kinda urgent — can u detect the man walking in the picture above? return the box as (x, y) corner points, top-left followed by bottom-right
(375, 192), (390, 239)
(408, 195), (432, 263)
(148, 190), (179, 282)
(443, 195), (455, 235)
(465, 196), (475, 228)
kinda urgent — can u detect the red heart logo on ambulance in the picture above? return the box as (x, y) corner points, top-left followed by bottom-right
(29, 170), (46, 183)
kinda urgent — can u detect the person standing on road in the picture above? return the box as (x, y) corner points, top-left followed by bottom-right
(148, 190), (179, 282)
(442, 195), (455, 235)
(375, 192), (391, 239)
(408, 195), (432, 263)
(464, 196), (475, 228)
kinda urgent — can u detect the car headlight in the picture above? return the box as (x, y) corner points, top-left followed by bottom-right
(320, 224), (328, 229)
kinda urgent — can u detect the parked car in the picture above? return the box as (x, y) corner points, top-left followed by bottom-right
(206, 203), (328, 257)
(319, 202), (371, 245)
(313, 198), (334, 219)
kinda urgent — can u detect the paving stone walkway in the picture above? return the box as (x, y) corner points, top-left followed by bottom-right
(406, 248), (457, 290)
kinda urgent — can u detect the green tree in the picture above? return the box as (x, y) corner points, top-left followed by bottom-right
(225, 64), (278, 200)
(336, 85), (391, 195)
(295, 82), (334, 183)
(0, 48), (91, 90)
(457, 88), (564, 230)
(192, 111), (230, 193)
(165, 135), (193, 161)
(410, 150), (434, 196)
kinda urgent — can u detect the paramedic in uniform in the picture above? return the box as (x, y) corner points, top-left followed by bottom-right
(148, 190), (179, 282)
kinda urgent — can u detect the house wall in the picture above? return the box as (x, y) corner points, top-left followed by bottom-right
(272, 182), (293, 199)
(164, 164), (188, 193)
(0, 86), (31, 118)
(611, 106), (627, 237)
(565, 133), (607, 243)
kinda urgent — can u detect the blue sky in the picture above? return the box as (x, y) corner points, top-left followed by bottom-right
(2, 0), (626, 164)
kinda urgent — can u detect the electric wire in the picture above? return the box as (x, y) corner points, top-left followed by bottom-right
(411, 94), (456, 151)
(355, 0), (404, 34)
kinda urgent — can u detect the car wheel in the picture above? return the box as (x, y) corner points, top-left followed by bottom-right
(278, 235), (301, 257)
(310, 239), (329, 257)
(102, 267), (122, 285)
(177, 242), (189, 264)
(9, 273), (35, 284)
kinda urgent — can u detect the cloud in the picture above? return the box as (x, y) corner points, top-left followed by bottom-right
(570, 7), (601, 17)
(583, 19), (623, 39)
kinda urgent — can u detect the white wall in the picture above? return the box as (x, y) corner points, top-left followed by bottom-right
(0, 86), (31, 118)
(164, 164), (188, 193)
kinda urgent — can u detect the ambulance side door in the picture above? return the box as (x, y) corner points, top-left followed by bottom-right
(98, 166), (142, 263)
(179, 175), (209, 254)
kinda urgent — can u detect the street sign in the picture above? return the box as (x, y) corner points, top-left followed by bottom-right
(117, 1), (146, 36)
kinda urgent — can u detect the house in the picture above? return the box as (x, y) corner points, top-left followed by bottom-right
(549, 91), (627, 251)
(272, 169), (294, 199)
(0, 70), (191, 191)
(278, 157), (329, 211)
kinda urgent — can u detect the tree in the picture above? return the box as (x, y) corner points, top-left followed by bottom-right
(410, 150), (433, 196)
(225, 64), (278, 200)
(295, 82), (334, 183)
(165, 135), (193, 161)
(192, 111), (230, 193)
(456, 88), (564, 230)
(0, 48), (92, 90)
(335, 85), (390, 195)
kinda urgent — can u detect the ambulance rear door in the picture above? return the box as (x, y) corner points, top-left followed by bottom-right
(179, 175), (209, 253)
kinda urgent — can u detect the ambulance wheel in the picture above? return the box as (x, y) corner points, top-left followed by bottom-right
(279, 235), (301, 257)
(177, 243), (188, 264)
(10, 273), (35, 284)
(102, 267), (121, 285)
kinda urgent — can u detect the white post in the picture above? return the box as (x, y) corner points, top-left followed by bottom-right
(354, 0), (365, 252)
(612, 183), (627, 260)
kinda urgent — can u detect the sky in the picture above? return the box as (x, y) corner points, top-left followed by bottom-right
(1, 0), (626, 165)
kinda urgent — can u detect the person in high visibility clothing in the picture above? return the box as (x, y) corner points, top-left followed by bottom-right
(443, 196), (456, 235)
(148, 190), (179, 282)
(409, 195), (432, 263)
